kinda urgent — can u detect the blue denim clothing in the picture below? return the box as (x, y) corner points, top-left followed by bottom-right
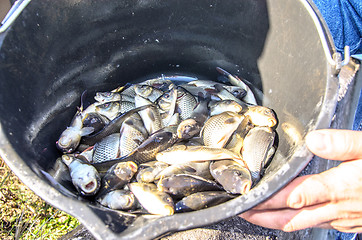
(313, 0), (362, 54)
(353, 89), (362, 131)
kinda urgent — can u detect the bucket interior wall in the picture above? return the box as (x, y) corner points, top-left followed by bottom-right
(0, 0), (338, 239)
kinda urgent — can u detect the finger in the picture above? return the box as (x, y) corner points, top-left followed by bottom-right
(316, 218), (362, 233)
(241, 201), (354, 232)
(306, 129), (362, 161)
(251, 174), (334, 210)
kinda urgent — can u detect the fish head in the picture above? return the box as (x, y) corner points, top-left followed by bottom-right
(113, 161), (138, 180)
(56, 128), (81, 153)
(95, 102), (120, 116)
(247, 106), (277, 127)
(72, 166), (101, 196)
(177, 119), (200, 139)
(95, 92), (119, 103)
(135, 84), (153, 98)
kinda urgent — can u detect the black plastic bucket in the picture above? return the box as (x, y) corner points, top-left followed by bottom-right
(0, 0), (341, 239)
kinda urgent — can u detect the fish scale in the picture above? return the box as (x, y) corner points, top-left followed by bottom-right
(176, 87), (197, 120)
(201, 111), (244, 148)
(93, 133), (120, 163)
(119, 114), (148, 157)
(242, 126), (275, 182)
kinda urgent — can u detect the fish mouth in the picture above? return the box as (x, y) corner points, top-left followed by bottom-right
(82, 180), (98, 194)
(162, 205), (174, 216)
(239, 181), (252, 195)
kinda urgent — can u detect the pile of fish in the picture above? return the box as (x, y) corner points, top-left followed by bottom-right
(56, 67), (277, 216)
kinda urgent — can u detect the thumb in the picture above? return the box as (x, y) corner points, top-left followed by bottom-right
(306, 129), (362, 161)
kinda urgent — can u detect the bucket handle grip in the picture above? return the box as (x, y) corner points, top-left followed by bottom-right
(0, 0), (32, 33)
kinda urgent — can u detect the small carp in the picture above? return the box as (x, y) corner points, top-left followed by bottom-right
(209, 100), (245, 116)
(175, 86), (197, 120)
(242, 126), (275, 182)
(213, 84), (247, 106)
(62, 154), (100, 196)
(201, 111), (244, 148)
(92, 125), (178, 172)
(94, 91), (134, 104)
(129, 182), (174, 216)
(95, 101), (136, 121)
(210, 160), (252, 194)
(216, 67), (257, 105)
(119, 113), (148, 157)
(177, 93), (210, 140)
(155, 161), (212, 181)
(157, 174), (222, 199)
(135, 95), (162, 134)
(243, 106), (277, 127)
(93, 133), (120, 163)
(175, 191), (233, 213)
(57, 113), (94, 153)
(82, 112), (109, 135)
(134, 84), (164, 102)
(97, 190), (137, 210)
(225, 116), (253, 155)
(156, 145), (244, 165)
(97, 161), (138, 197)
(157, 88), (178, 126)
(82, 105), (152, 146)
(142, 77), (175, 91)
(136, 161), (169, 183)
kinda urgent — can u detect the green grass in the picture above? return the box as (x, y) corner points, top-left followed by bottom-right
(0, 157), (80, 240)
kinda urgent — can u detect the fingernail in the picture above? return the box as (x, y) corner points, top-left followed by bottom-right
(306, 131), (329, 153)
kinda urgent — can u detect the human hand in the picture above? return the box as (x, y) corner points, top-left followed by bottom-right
(240, 129), (362, 233)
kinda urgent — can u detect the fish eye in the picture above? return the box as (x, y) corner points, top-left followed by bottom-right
(155, 136), (164, 143)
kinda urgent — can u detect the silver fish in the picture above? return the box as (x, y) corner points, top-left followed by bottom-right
(136, 161), (169, 183)
(97, 161), (138, 196)
(157, 88), (178, 126)
(95, 101), (136, 121)
(242, 126), (275, 182)
(175, 191), (233, 213)
(129, 182), (174, 215)
(97, 190), (137, 210)
(82, 112), (110, 135)
(225, 115), (253, 155)
(142, 77), (175, 91)
(62, 154), (100, 196)
(201, 111), (244, 148)
(135, 95), (162, 135)
(119, 113), (148, 157)
(216, 67), (257, 105)
(155, 161), (212, 181)
(93, 125), (179, 172)
(175, 86), (197, 120)
(134, 84), (164, 102)
(57, 112), (94, 153)
(94, 91), (134, 104)
(177, 93), (210, 140)
(93, 133), (120, 163)
(179, 84), (220, 100)
(210, 160), (252, 194)
(156, 145), (244, 165)
(209, 100), (245, 116)
(243, 105), (277, 127)
(213, 84), (247, 106)
(157, 174), (222, 199)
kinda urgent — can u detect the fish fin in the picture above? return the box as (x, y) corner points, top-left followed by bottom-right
(181, 165), (197, 173)
(224, 117), (239, 124)
(214, 83), (225, 93)
(80, 127), (94, 136)
(215, 67), (231, 77)
(78, 90), (88, 112)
